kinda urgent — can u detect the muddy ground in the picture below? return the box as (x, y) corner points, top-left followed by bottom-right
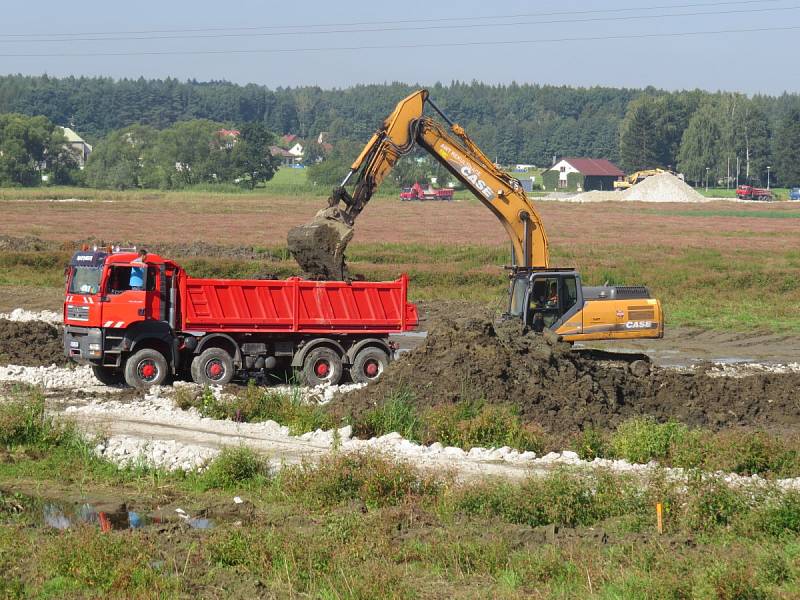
(0, 320), (66, 366)
(337, 316), (800, 441)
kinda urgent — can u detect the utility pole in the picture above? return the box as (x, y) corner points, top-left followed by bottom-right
(767, 166), (771, 190)
(736, 156), (740, 188)
(727, 156), (730, 190)
(705, 167), (710, 192)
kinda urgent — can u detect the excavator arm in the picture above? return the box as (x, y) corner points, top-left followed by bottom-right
(287, 89), (548, 279)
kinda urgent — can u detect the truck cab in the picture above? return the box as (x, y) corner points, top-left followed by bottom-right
(64, 248), (181, 384)
(507, 269), (663, 342)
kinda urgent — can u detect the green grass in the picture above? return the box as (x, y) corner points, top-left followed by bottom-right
(175, 382), (334, 436)
(1, 384), (800, 598)
(699, 186), (792, 199)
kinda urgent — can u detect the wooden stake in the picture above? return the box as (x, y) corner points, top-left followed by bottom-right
(656, 502), (663, 534)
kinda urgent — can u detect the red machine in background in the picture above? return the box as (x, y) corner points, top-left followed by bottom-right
(63, 248), (418, 388)
(399, 182), (454, 201)
(736, 185), (774, 201)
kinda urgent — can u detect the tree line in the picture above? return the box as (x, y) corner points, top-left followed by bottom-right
(0, 75), (798, 187)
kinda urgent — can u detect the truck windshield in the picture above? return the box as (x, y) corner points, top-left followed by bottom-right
(69, 266), (102, 294)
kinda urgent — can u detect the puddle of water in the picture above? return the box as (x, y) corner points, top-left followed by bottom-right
(40, 501), (215, 531)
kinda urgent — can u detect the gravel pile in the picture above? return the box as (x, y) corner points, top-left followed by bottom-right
(0, 364), (98, 389)
(621, 172), (708, 202)
(568, 173), (710, 203)
(0, 308), (61, 324)
(95, 436), (220, 471)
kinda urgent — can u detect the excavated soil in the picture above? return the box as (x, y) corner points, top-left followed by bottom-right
(0, 320), (66, 366)
(339, 317), (800, 438)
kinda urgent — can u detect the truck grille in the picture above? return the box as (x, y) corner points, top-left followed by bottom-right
(67, 305), (89, 321)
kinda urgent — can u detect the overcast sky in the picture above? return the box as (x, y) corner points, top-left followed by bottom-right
(1, 0), (798, 94)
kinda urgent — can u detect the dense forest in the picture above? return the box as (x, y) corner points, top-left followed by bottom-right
(0, 75), (799, 186)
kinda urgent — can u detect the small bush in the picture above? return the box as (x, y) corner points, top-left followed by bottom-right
(610, 417), (689, 464)
(278, 452), (440, 508)
(0, 386), (83, 450)
(575, 428), (609, 460)
(201, 446), (270, 489)
(755, 492), (800, 535)
(456, 471), (639, 528)
(358, 389), (421, 441)
(422, 401), (546, 453)
(181, 382), (334, 435)
(685, 475), (748, 532)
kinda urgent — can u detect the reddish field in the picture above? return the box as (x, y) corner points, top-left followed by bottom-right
(1, 194), (798, 253)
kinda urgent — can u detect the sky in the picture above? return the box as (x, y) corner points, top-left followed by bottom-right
(1, 0), (798, 94)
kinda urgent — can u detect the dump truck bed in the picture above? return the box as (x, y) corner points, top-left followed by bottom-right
(180, 274), (418, 334)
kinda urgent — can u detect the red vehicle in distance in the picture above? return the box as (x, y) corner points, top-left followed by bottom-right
(399, 182), (455, 201)
(736, 185), (774, 201)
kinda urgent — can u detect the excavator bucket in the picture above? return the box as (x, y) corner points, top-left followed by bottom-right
(287, 207), (354, 280)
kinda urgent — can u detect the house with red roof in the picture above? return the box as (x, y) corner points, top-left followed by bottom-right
(542, 157), (624, 192)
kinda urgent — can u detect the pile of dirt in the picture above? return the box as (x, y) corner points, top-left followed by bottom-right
(338, 317), (800, 440)
(0, 320), (66, 366)
(569, 173), (709, 203)
(621, 172), (708, 203)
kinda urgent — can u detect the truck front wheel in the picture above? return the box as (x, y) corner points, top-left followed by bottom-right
(191, 348), (235, 386)
(124, 348), (169, 388)
(301, 347), (343, 386)
(350, 347), (389, 384)
(91, 365), (124, 386)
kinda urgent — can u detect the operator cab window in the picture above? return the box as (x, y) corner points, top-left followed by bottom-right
(528, 275), (579, 332)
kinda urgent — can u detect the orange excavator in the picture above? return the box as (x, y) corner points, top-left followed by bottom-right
(288, 90), (663, 342)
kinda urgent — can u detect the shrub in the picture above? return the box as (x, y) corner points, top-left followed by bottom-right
(685, 475), (748, 532)
(201, 446), (270, 489)
(180, 382), (334, 435)
(422, 401), (547, 453)
(755, 492), (800, 535)
(575, 428), (609, 460)
(358, 389), (421, 441)
(0, 386), (83, 450)
(278, 452), (440, 509)
(610, 417), (689, 464)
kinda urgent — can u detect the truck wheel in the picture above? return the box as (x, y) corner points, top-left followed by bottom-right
(301, 347), (343, 386)
(350, 347), (389, 384)
(91, 365), (124, 386)
(124, 348), (168, 388)
(191, 348), (235, 386)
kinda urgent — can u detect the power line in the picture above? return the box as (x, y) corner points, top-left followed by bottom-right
(0, 24), (797, 57)
(0, 0), (787, 38)
(0, 4), (796, 44)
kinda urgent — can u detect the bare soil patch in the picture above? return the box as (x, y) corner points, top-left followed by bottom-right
(0, 320), (65, 366)
(338, 317), (800, 441)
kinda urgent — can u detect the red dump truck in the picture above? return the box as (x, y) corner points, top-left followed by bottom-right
(399, 182), (455, 201)
(63, 248), (418, 388)
(736, 185), (773, 201)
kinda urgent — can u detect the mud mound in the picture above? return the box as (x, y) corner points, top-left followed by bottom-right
(340, 317), (800, 439)
(621, 172), (708, 203)
(0, 320), (66, 366)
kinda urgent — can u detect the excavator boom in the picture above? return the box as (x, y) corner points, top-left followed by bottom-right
(287, 89), (548, 278)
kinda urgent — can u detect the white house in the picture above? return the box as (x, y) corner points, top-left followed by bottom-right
(288, 142), (304, 159)
(60, 127), (93, 168)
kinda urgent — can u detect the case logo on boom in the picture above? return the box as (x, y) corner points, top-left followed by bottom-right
(459, 165), (495, 200)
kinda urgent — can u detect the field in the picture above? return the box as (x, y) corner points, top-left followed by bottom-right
(1, 185), (800, 598)
(2, 184), (799, 330)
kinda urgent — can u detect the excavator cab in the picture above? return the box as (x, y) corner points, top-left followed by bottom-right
(508, 270), (582, 333)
